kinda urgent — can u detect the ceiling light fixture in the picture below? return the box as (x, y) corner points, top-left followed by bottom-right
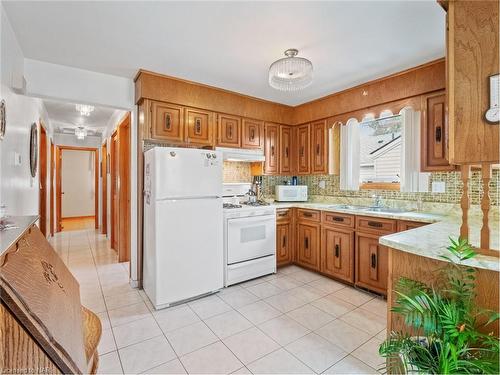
(269, 48), (313, 91)
(75, 104), (95, 117)
(75, 126), (87, 140)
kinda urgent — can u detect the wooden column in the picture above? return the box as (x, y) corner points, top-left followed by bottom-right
(480, 163), (492, 249)
(460, 165), (471, 239)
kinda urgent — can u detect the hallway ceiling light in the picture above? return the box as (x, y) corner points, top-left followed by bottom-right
(75, 104), (95, 117)
(268, 49), (313, 92)
(75, 126), (87, 140)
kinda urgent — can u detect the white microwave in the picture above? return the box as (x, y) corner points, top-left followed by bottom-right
(275, 185), (308, 202)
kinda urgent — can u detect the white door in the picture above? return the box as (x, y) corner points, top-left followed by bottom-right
(152, 147), (222, 199)
(154, 197), (223, 306)
(227, 215), (276, 264)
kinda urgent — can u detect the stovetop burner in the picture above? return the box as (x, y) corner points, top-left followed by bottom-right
(223, 203), (242, 209)
(242, 200), (270, 207)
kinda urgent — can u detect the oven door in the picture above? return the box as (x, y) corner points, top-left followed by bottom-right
(227, 214), (276, 265)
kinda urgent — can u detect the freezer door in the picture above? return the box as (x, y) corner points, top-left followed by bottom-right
(150, 147), (222, 199)
(149, 197), (223, 307)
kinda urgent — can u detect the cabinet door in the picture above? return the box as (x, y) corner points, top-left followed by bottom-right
(311, 120), (328, 174)
(242, 118), (263, 149)
(217, 114), (241, 147)
(264, 123), (279, 175)
(296, 222), (319, 270)
(185, 107), (214, 146)
(277, 222), (293, 266)
(297, 124), (310, 174)
(422, 92), (455, 171)
(321, 227), (354, 283)
(355, 233), (388, 294)
(151, 101), (184, 142)
(280, 125), (293, 174)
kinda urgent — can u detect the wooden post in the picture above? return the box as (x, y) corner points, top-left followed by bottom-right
(480, 163), (492, 249)
(460, 165), (471, 240)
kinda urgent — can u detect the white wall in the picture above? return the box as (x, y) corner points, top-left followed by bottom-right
(54, 133), (102, 148)
(61, 150), (95, 218)
(0, 6), (52, 231)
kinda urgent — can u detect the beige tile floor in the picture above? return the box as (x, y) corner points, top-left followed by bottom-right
(50, 229), (387, 374)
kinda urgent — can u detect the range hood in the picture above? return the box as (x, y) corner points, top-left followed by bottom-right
(216, 147), (265, 162)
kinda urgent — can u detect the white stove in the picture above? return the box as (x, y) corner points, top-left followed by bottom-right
(222, 183), (276, 286)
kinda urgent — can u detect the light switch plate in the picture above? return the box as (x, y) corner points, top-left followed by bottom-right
(13, 152), (21, 166)
(432, 181), (446, 193)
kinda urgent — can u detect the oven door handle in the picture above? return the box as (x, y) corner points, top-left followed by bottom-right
(226, 214), (276, 226)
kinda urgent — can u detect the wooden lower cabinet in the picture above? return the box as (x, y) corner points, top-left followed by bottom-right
(277, 222), (293, 266)
(321, 226), (354, 283)
(296, 222), (320, 270)
(355, 232), (389, 295)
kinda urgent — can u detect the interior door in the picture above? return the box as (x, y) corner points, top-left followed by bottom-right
(101, 143), (108, 235)
(111, 132), (119, 251)
(39, 126), (47, 236)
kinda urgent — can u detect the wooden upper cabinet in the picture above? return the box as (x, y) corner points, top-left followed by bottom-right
(264, 123), (279, 175)
(151, 101), (184, 142)
(185, 107), (214, 146)
(297, 124), (310, 174)
(241, 118), (263, 149)
(279, 125), (293, 174)
(217, 114), (241, 147)
(447, 0), (499, 164)
(421, 92), (454, 171)
(311, 120), (328, 174)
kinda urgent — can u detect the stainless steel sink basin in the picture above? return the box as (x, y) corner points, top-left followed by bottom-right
(366, 207), (410, 213)
(328, 204), (370, 211)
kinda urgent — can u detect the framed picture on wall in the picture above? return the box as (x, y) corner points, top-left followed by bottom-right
(30, 122), (38, 177)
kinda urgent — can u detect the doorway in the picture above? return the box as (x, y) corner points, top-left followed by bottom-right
(110, 113), (131, 263)
(55, 146), (99, 232)
(101, 142), (108, 235)
(39, 124), (48, 236)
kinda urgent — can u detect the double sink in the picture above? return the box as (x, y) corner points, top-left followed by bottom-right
(327, 204), (410, 214)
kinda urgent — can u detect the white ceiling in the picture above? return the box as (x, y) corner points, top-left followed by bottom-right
(4, 1), (445, 106)
(43, 99), (117, 135)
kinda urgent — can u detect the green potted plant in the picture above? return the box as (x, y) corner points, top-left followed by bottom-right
(379, 238), (499, 374)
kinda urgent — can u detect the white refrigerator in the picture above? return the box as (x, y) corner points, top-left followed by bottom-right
(143, 147), (223, 309)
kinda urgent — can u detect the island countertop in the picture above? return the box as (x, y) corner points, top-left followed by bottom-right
(0, 215), (39, 258)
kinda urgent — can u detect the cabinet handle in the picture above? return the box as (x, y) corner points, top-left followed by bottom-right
(303, 212), (313, 217)
(271, 145), (275, 157)
(165, 113), (171, 130)
(285, 147), (289, 158)
(278, 212), (287, 217)
(371, 253), (377, 268)
(250, 129), (255, 140)
(283, 235), (286, 248)
(304, 237), (309, 249)
(335, 244), (340, 258)
(331, 216), (344, 222)
(300, 146), (304, 157)
(228, 125), (233, 139)
(195, 118), (202, 134)
(316, 144), (320, 155)
(368, 221), (383, 228)
(435, 126), (442, 143)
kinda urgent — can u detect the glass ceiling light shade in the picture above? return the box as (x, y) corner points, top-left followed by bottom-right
(75, 104), (95, 117)
(269, 49), (313, 91)
(75, 126), (87, 140)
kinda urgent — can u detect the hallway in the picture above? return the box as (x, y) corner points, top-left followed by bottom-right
(50, 228), (386, 375)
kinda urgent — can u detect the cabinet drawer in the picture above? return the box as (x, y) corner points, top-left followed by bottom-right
(397, 220), (428, 232)
(322, 211), (354, 228)
(276, 208), (292, 222)
(296, 209), (320, 222)
(356, 216), (397, 235)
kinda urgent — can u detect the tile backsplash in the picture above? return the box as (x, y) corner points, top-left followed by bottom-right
(261, 170), (500, 206)
(223, 161), (252, 183)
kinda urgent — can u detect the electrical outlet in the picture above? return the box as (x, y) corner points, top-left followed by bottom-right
(318, 180), (326, 189)
(432, 181), (446, 193)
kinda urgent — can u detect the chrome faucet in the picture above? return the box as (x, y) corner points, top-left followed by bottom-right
(372, 194), (383, 208)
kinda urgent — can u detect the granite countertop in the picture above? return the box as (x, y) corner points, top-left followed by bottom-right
(268, 201), (499, 272)
(0, 216), (39, 258)
(270, 202), (444, 224)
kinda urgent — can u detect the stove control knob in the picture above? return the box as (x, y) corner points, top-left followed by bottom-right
(212, 153), (217, 159)
(206, 153), (212, 159)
